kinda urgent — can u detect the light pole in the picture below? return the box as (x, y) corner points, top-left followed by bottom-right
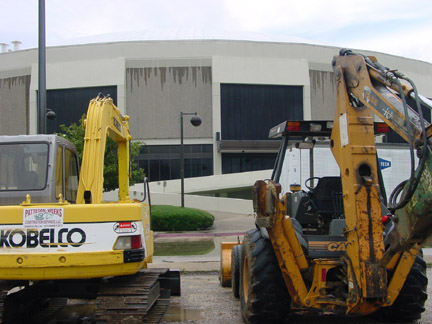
(38, 0), (47, 134)
(180, 112), (202, 207)
(38, 0), (56, 134)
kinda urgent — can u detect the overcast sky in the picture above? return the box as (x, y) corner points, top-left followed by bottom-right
(1, 0), (431, 63)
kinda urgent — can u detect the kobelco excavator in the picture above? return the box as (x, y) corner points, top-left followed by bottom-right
(0, 95), (179, 323)
(220, 49), (432, 323)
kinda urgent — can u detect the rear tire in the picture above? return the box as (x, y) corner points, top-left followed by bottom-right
(240, 228), (291, 323)
(231, 244), (241, 298)
(376, 254), (428, 322)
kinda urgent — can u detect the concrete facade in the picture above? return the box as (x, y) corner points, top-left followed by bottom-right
(1, 39), (431, 180)
(0, 74), (30, 134)
(126, 65), (213, 140)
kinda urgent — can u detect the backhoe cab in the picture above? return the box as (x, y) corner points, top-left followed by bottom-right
(221, 50), (431, 323)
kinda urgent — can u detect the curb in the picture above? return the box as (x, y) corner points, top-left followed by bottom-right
(154, 232), (245, 239)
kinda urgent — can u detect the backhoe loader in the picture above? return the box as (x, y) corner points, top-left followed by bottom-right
(0, 95), (179, 323)
(220, 49), (432, 323)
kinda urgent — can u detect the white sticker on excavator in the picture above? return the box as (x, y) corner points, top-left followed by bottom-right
(339, 113), (349, 147)
(113, 222), (137, 233)
(23, 208), (64, 228)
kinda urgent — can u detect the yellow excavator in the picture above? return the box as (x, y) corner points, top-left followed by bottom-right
(221, 49), (432, 323)
(0, 95), (179, 323)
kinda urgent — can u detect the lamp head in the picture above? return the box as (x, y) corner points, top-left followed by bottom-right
(190, 115), (202, 127)
(46, 109), (56, 120)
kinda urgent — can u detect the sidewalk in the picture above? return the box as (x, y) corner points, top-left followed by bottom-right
(148, 211), (432, 272)
(149, 211), (254, 271)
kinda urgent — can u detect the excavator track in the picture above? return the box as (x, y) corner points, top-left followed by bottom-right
(0, 284), (68, 324)
(93, 268), (174, 324)
(0, 269), (179, 324)
(0, 281), (16, 324)
(33, 298), (68, 324)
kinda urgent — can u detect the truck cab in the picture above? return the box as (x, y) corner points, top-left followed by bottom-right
(0, 135), (79, 205)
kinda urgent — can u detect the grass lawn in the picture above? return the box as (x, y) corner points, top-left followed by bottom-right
(151, 205), (214, 231)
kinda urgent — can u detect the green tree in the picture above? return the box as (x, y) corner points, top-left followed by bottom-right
(58, 119), (145, 192)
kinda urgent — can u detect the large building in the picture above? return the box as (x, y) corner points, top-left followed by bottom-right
(1, 32), (432, 185)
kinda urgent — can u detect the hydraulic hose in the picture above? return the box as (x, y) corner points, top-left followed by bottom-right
(388, 75), (429, 211)
(339, 49), (430, 212)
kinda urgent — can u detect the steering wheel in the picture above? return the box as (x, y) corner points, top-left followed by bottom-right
(305, 177), (321, 190)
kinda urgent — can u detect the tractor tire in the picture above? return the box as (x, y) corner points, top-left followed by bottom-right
(376, 254), (428, 322)
(239, 228), (291, 324)
(231, 244), (241, 298)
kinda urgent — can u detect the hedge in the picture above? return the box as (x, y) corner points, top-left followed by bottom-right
(151, 205), (215, 231)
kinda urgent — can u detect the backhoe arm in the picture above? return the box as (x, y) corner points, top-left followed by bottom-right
(333, 49), (431, 143)
(331, 50), (432, 311)
(333, 50), (432, 254)
(77, 96), (132, 204)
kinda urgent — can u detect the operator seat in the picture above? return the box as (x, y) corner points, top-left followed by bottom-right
(308, 176), (343, 218)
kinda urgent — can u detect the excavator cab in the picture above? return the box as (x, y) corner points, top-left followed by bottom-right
(0, 135), (79, 206)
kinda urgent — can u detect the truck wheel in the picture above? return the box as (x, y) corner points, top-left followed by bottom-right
(231, 244), (241, 298)
(376, 255), (428, 322)
(240, 228), (291, 324)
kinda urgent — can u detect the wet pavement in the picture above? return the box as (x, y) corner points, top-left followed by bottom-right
(160, 272), (242, 324)
(26, 211), (432, 323)
(149, 211), (254, 272)
(152, 211), (432, 324)
(160, 269), (432, 324)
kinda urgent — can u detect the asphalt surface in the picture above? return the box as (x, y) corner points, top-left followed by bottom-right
(152, 211), (432, 324)
(161, 270), (432, 324)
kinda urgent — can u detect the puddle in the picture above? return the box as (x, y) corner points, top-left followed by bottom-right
(154, 240), (215, 256)
(55, 302), (95, 323)
(162, 306), (203, 321)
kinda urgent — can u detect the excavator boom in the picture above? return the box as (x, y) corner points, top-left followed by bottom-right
(77, 96), (131, 204)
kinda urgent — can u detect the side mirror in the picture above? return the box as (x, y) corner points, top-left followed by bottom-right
(141, 177), (149, 202)
(140, 177), (152, 229)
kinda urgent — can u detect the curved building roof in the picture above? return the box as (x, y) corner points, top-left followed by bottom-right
(57, 28), (315, 46)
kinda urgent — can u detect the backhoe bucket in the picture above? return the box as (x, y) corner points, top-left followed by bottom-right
(219, 242), (240, 287)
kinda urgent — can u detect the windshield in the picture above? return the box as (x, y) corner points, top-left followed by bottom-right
(0, 143), (48, 191)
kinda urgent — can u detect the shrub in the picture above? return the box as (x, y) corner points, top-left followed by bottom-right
(151, 205), (214, 231)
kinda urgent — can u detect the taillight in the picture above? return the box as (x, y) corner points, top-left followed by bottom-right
(114, 235), (142, 250)
(382, 214), (391, 224)
(131, 235), (142, 249)
(375, 123), (390, 134)
(287, 121), (301, 131)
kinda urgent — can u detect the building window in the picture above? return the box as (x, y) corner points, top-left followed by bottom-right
(220, 84), (303, 141)
(136, 144), (213, 182)
(222, 153), (277, 174)
(46, 86), (117, 134)
(219, 84), (300, 174)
